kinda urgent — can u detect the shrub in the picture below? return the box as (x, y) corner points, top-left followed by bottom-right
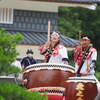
(95, 71), (100, 82)
(0, 28), (24, 75)
(0, 82), (47, 100)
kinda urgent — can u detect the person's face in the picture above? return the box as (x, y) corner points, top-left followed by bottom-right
(51, 34), (60, 43)
(81, 39), (91, 48)
(27, 52), (33, 57)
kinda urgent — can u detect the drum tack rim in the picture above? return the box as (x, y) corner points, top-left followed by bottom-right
(66, 77), (97, 83)
(28, 87), (65, 96)
(23, 63), (75, 75)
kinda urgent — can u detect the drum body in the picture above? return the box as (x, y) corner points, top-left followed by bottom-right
(28, 87), (65, 100)
(22, 63), (75, 89)
(65, 77), (98, 100)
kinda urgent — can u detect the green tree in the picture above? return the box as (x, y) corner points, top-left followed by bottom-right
(58, 5), (100, 81)
(0, 28), (24, 75)
(58, 4), (100, 51)
(0, 82), (47, 100)
(58, 7), (82, 39)
(68, 50), (74, 67)
(0, 28), (47, 100)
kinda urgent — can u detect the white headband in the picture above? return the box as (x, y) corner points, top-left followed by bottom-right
(51, 31), (60, 37)
(82, 37), (90, 40)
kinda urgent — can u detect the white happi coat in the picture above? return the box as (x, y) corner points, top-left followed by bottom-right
(48, 44), (68, 63)
(11, 60), (22, 70)
(74, 46), (97, 75)
(39, 44), (68, 64)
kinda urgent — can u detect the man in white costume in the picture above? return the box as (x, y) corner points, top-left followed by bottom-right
(11, 59), (22, 85)
(39, 31), (69, 64)
(73, 33), (100, 92)
(11, 59), (22, 70)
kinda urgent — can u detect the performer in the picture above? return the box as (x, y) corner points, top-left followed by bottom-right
(39, 31), (69, 64)
(73, 33), (100, 92)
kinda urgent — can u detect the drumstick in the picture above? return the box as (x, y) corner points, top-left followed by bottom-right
(46, 21), (51, 63)
(86, 60), (88, 72)
(47, 21), (50, 42)
(86, 60), (90, 73)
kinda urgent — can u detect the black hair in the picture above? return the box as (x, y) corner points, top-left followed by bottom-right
(81, 33), (91, 40)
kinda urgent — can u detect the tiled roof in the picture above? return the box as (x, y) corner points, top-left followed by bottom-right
(30, 0), (100, 3)
(57, 0), (100, 3)
(5, 30), (80, 47)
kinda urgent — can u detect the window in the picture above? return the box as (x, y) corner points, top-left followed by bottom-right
(0, 7), (13, 24)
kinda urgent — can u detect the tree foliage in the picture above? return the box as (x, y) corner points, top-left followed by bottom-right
(0, 28), (24, 75)
(58, 4), (100, 51)
(58, 7), (81, 39)
(58, 4), (100, 80)
(0, 82), (47, 100)
(0, 28), (47, 100)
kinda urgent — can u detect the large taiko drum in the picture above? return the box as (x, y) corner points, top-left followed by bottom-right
(22, 63), (75, 89)
(28, 87), (65, 100)
(65, 77), (98, 100)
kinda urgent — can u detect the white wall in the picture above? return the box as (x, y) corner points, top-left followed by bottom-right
(16, 45), (75, 60)
(16, 45), (44, 60)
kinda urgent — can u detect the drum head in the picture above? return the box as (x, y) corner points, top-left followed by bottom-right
(25, 63), (75, 73)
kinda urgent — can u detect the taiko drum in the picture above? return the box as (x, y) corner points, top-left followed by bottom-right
(22, 63), (75, 89)
(65, 77), (98, 100)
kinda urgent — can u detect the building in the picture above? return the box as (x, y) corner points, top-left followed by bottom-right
(0, 0), (100, 62)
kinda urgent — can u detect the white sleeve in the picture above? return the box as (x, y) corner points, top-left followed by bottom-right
(91, 50), (97, 61)
(59, 46), (68, 59)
